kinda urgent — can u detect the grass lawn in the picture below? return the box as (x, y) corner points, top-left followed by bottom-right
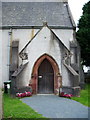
(3, 84), (90, 119)
(3, 94), (47, 119)
(71, 83), (90, 107)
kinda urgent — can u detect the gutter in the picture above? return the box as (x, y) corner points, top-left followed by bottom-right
(0, 25), (74, 30)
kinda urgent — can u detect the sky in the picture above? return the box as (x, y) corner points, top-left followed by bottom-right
(68, 0), (89, 26)
(68, 0), (89, 72)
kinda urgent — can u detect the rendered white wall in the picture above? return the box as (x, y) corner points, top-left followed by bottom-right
(52, 29), (74, 50)
(12, 29), (74, 53)
(62, 64), (71, 86)
(2, 29), (40, 86)
(12, 29), (39, 52)
(18, 27), (62, 86)
(52, 29), (76, 65)
(2, 30), (10, 86)
(29, 26), (61, 79)
(2, 27), (74, 87)
(12, 29), (39, 66)
(71, 48), (76, 64)
(0, 30), (2, 88)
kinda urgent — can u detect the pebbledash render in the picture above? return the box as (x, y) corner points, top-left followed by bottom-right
(1, 0), (84, 96)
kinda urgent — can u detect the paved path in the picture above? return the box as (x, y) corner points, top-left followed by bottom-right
(0, 90), (3, 120)
(21, 95), (89, 119)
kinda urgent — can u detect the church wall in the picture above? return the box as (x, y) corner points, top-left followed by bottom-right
(12, 29), (39, 66)
(52, 29), (74, 50)
(70, 48), (76, 64)
(62, 64), (71, 86)
(21, 27), (62, 86)
(16, 64), (30, 88)
(2, 30), (10, 86)
(59, 43), (72, 87)
(0, 30), (2, 88)
(12, 29), (39, 53)
(2, 27), (75, 88)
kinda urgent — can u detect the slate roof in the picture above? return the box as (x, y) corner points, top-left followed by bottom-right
(2, 2), (75, 28)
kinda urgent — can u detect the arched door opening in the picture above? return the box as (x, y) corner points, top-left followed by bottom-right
(38, 58), (54, 94)
(31, 54), (61, 94)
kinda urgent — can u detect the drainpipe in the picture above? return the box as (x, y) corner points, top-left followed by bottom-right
(0, 30), (2, 88)
(9, 29), (13, 65)
(7, 28), (13, 81)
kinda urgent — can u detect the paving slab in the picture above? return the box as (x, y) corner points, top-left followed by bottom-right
(21, 95), (89, 119)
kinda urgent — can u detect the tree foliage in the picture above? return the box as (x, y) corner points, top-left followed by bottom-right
(76, 1), (90, 66)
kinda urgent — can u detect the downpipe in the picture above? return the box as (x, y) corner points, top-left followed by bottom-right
(7, 28), (12, 82)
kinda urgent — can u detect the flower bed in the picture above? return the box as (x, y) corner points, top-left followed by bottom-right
(60, 92), (73, 98)
(16, 91), (32, 98)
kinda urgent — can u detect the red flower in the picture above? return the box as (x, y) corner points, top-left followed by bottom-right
(60, 92), (73, 98)
(16, 91), (32, 98)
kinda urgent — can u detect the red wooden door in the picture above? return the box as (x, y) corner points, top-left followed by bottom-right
(38, 59), (54, 94)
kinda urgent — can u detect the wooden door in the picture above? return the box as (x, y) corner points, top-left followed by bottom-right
(38, 59), (54, 94)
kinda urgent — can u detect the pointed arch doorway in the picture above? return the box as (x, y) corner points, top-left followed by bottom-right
(38, 58), (54, 94)
(31, 54), (61, 94)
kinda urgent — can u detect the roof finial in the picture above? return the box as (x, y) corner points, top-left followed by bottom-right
(43, 22), (47, 26)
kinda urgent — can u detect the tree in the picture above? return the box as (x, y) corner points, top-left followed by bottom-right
(76, 1), (90, 66)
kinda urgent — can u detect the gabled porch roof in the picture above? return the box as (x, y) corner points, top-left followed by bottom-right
(19, 23), (70, 57)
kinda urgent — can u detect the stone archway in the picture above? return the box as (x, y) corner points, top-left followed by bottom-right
(30, 54), (61, 94)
